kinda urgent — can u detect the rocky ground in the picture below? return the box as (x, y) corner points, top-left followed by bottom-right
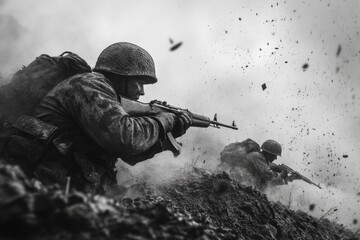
(0, 164), (359, 240)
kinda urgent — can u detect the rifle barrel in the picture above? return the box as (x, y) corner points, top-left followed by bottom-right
(210, 120), (238, 130)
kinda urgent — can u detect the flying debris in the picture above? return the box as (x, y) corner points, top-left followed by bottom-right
(336, 45), (341, 57)
(169, 38), (174, 44)
(342, 154), (348, 158)
(262, 83), (267, 91)
(302, 63), (309, 71)
(309, 204), (316, 211)
(170, 42), (183, 51)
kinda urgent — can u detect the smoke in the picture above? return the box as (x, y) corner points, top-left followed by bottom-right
(1, 0), (360, 230)
(120, 128), (225, 185)
(0, 3), (25, 78)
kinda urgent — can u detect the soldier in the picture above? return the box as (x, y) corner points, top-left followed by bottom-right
(0, 42), (192, 194)
(218, 139), (297, 190)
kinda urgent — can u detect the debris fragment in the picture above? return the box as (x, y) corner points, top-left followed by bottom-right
(262, 83), (267, 91)
(302, 63), (309, 71)
(65, 176), (71, 197)
(336, 45), (341, 57)
(320, 206), (338, 219)
(170, 42), (183, 51)
(353, 219), (358, 225)
(309, 204), (316, 211)
(342, 154), (348, 158)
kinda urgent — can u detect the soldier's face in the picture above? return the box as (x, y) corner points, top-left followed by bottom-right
(268, 154), (277, 162)
(126, 80), (145, 100)
(263, 151), (277, 162)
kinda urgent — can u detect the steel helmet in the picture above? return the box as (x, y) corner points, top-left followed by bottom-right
(261, 140), (282, 156)
(94, 42), (157, 84)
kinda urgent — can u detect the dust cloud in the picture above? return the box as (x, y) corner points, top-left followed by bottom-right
(1, 0), (359, 230)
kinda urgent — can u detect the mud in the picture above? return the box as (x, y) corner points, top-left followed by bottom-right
(0, 164), (359, 240)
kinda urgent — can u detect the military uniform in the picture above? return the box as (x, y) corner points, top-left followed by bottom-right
(218, 139), (284, 190)
(0, 72), (170, 193)
(244, 152), (284, 189)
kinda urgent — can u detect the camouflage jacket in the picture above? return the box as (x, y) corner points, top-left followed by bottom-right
(33, 72), (164, 162)
(2, 72), (166, 192)
(245, 152), (284, 188)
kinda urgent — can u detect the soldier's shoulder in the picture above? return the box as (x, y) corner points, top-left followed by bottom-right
(66, 71), (105, 83)
(59, 72), (110, 89)
(246, 151), (266, 161)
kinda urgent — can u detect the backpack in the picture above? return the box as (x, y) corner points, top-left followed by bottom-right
(0, 52), (91, 129)
(219, 138), (260, 167)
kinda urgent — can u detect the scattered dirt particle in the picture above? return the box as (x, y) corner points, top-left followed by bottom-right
(309, 204), (316, 211)
(170, 42), (183, 51)
(336, 45), (342, 57)
(262, 83), (267, 91)
(302, 63), (309, 71)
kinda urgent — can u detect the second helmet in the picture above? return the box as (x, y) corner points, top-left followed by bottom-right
(261, 140), (282, 156)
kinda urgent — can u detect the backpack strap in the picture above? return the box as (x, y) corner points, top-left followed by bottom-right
(11, 115), (74, 156)
(12, 115), (58, 142)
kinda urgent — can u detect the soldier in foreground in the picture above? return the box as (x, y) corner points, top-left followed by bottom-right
(0, 42), (192, 194)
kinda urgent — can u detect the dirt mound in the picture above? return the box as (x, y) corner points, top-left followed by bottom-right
(157, 168), (359, 240)
(0, 164), (359, 240)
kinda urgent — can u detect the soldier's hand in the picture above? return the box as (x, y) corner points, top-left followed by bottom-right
(288, 173), (300, 182)
(172, 112), (193, 138)
(153, 112), (177, 134)
(280, 169), (288, 179)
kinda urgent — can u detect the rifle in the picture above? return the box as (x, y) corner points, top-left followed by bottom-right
(279, 164), (322, 189)
(120, 97), (238, 156)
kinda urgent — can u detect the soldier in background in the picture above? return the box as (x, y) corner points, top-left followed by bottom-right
(0, 42), (192, 194)
(218, 139), (298, 190)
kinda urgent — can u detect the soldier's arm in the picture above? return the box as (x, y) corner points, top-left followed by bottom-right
(251, 157), (285, 185)
(269, 162), (282, 173)
(64, 76), (170, 162)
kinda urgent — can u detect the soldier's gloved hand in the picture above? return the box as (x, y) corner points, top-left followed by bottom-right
(280, 169), (288, 180)
(172, 112), (193, 138)
(288, 173), (300, 182)
(153, 112), (177, 135)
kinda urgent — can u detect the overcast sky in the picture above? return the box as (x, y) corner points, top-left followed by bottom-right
(1, 0), (360, 229)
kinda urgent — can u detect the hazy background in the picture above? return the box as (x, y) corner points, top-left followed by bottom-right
(1, 0), (359, 229)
